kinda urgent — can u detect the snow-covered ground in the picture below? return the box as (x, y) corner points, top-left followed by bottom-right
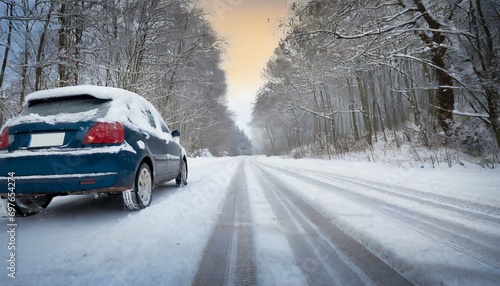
(1, 156), (499, 285)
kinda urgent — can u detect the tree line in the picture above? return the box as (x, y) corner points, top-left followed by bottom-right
(251, 0), (499, 160)
(0, 0), (251, 156)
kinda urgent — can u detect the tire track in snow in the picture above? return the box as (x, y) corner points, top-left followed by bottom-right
(266, 162), (500, 219)
(251, 161), (413, 286)
(193, 162), (256, 285)
(328, 174), (500, 224)
(263, 163), (500, 270)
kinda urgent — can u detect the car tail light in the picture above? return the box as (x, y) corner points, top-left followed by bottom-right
(84, 122), (125, 145)
(0, 127), (9, 149)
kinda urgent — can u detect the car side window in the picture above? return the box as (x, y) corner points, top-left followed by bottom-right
(150, 109), (171, 133)
(144, 110), (157, 129)
(160, 121), (170, 133)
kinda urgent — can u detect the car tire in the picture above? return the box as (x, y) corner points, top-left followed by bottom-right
(176, 159), (188, 186)
(3, 195), (53, 217)
(123, 163), (153, 211)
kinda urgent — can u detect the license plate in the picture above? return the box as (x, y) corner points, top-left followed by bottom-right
(29, 133), (66, 148)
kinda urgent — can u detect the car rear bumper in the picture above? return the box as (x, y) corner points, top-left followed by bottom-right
(0, 144), (138, 195)
(0, 172), (130, 196)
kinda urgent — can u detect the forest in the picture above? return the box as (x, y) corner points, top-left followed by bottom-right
(1, 0), (499, 164)
(0, 0), (252, 157)
(251, 0), (499, 165)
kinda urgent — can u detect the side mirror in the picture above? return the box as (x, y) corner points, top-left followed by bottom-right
(172, 130), (181, 137)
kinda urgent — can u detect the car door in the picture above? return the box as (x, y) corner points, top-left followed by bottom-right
(166, 135), (182, 177)
(156, 116), (181, 177)
(141, 109), (168, 183)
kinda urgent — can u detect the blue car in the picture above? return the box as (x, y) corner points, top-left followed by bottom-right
(0, 85), (188, 216)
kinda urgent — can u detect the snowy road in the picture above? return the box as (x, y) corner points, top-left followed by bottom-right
(1, 156), (500, 285)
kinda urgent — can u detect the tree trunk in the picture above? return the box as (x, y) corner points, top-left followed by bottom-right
(408, 0), (455, 134)
(347, 78), (360, 141)
(0, 1), (13, 89)
(432, 54), (454, 133)
(20, 19), (30, 106)
(473, 0), (500, 147)
(35, 2), (55, 91)
(0, 0), (10, 124)
(58, 0), (70, 87)
(486, 89), (500, 147)
(73, 2), (84, 85)
(356, 71), (373, 146)
(265, 121), (276, 155)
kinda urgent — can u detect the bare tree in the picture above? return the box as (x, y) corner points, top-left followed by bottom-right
(0, 0), (249, 155)
(252, 0), (500, 159)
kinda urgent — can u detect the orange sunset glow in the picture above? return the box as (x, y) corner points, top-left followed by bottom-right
(199, 0), (290, 134)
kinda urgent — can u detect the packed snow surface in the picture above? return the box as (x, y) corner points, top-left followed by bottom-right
(0, 156), (498, 285)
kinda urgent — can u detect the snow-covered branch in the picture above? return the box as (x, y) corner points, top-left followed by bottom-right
(452, 110), (489, 119)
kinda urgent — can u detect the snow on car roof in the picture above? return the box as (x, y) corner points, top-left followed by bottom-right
(25, 85), (145, 106)
(17, 85), (171, 142)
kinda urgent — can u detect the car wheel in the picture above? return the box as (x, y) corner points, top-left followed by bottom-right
(4, 195), (53, 217)
(176, 159), (188, 186)
(123, 163), (153, 211)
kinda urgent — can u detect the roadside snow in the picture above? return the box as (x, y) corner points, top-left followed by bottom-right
(257, 157), (500, 206)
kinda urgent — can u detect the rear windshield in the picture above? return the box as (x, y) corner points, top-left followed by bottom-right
(22, 95), (111, 117)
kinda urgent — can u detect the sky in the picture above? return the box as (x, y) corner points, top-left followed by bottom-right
(199, 0), (291, 136)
